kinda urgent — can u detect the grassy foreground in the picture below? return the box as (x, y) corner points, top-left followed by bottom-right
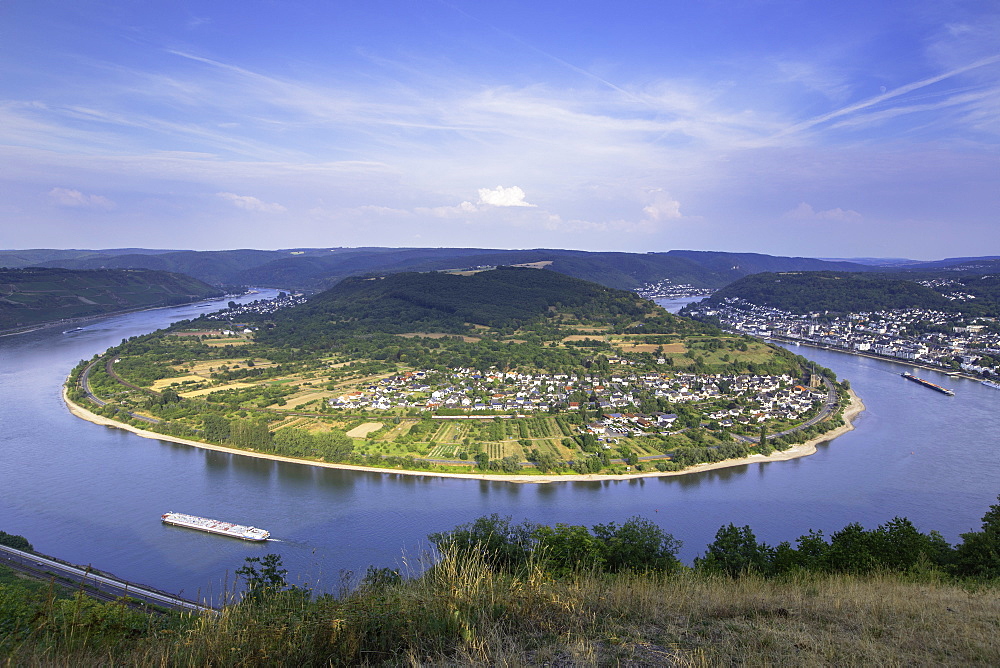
(3, 552), (998, 666)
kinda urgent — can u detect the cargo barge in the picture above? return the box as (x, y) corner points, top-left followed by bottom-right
(901, 373), (955, 396)
(161, 512), (270, 541)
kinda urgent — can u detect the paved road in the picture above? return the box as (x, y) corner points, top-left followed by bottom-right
(0, 544), (216, 614)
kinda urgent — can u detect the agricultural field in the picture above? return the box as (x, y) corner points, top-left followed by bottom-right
(67, 268), (845, 476)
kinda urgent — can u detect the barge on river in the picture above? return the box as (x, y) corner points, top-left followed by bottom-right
(161, 512), (270, 541)
(901, 372), (955, 396)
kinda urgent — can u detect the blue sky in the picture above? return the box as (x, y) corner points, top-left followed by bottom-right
(2, 1), (998, 259)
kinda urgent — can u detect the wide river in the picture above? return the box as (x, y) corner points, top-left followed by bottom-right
(2, 293), (997, 603)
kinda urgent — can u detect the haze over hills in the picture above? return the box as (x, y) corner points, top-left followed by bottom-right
(0, 267), (222, 331)
(0, 247), (882, 292)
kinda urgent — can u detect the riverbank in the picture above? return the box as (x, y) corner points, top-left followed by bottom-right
(770, 335), (983, 382)
(0, 298), (221, 338)
(64, 388), (864, 484)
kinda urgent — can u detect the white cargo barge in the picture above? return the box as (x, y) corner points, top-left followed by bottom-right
(161, 512), (269, 541)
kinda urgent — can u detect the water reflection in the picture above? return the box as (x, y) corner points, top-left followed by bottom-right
(3, 296), (1000, 599)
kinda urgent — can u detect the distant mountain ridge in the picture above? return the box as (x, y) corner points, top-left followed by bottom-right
(0, 246), (884, 292)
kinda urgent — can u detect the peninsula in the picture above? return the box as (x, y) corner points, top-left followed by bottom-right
(65, 267), (860, 480)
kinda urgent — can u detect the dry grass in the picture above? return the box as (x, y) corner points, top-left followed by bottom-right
(346, 422), (384, 438)
(150, 374), (204, 390)
(397, 332), (482, 342)
(4, 551), (999, 666)
(562, 334), (607, 343)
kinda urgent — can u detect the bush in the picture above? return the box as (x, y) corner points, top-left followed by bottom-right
(0, 531), (32, 551)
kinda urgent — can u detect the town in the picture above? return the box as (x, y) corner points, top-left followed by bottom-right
(684, 297), (1000, 377)
(330, 367), (830, 438)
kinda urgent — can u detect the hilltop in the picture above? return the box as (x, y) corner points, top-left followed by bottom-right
(256, 266), (683, 343)
(0, 267), (223, 332)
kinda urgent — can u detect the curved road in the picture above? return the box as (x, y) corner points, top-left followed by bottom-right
(0, 544), (215, 614)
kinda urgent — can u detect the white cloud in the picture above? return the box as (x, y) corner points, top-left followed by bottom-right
(642, 190), (682, 221)
(48, 187), (116, 210)
(216, 192), (286, 213)
(419, 186), (536, 217)
(477, 184), (536, 208)
(784, 202), (862, 222)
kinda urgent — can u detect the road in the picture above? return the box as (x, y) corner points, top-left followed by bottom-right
(0, 544), (216, 614)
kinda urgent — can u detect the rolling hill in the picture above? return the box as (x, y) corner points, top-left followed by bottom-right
(0, 267), (223, 331)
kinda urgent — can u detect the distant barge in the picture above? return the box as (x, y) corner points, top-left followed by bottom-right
(901, 372), (955, 396)
(161, 512), (270, 541)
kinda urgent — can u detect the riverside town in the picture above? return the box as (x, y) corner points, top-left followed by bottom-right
(685, 298), (1000, 377)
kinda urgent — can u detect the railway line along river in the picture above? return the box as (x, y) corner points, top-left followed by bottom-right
(2, 293), (998, 603)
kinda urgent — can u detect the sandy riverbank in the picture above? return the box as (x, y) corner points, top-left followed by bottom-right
(64, 387), (865, 484)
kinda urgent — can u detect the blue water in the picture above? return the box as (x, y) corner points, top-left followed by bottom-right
(1, 294), (997, 602)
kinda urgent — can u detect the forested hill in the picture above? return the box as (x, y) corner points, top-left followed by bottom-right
(701, 271), (952, 314)
(0, 267), (223, 331)
(4, 246), (876, 292)
(253, 267), (693, 347)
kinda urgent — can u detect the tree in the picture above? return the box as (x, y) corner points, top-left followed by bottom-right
(429, 514), (536, 573)
(592, 516), (682, 573)
(202, 413), (230, 443)
(0, 531), (32, 551)
(696, 523), (774, 576)
(533, 523), (605, 575)
(230, 419), (274, 451)
(953, 495), (1000, 578)
(236, 554), (292, 602)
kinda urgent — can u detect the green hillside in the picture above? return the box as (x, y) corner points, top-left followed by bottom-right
(0, 267), (223, 331)
(68, 267), (834, 479)
(701, 271), (952, 314)
(259, 266), (665, 342)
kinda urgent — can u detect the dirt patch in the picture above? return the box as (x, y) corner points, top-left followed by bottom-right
(151, 375), (204, 390)
(617, 344), (664, 353)
(347, 422), (384, 438)
(181, 381), (257, 397)
(398, 332), (481, 342)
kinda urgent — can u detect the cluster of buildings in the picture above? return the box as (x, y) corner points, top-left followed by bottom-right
(204, 292), (306, 321)
(635, 280), (715, 300)
(687, 298), (1000, 376)
(329, 368), (827, 432)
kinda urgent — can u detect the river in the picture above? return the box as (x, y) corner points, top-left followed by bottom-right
(1, 294), (997, 603)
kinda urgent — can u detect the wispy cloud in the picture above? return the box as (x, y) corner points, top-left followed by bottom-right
(216, 192), (286, 213)
(767, 55), (1000, 142)
(783, 202), (862, 223)
(48, 187), (116, 210)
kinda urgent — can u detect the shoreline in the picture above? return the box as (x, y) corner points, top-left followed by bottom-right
(0, 298), (225, 339)
(769, 336), (983, 382)
(63, 387), (865, 484)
